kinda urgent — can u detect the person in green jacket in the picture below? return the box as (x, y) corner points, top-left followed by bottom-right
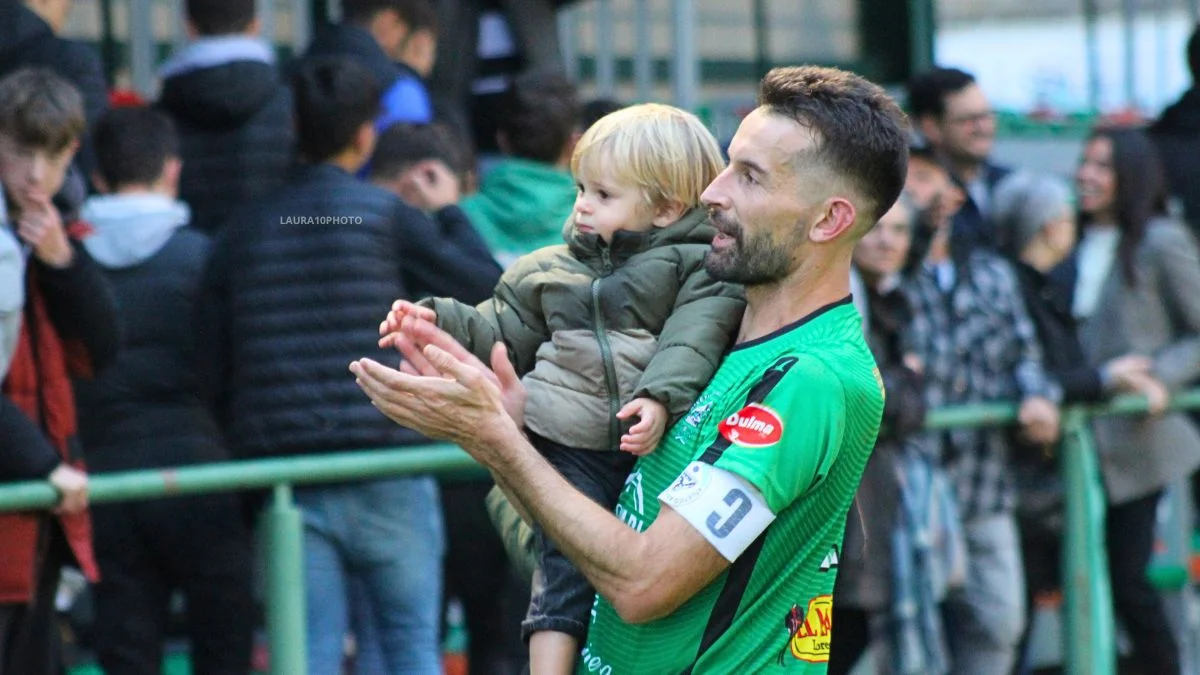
(459, 69), (581, 268)
(385, 103), (745, 674)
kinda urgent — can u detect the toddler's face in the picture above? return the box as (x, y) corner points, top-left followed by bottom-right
(572, 171), (653, 243)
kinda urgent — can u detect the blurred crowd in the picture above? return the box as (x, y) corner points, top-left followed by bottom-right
(2, 0), (1200, 674)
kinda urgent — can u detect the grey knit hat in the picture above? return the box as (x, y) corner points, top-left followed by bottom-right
(991, 171), (1074, 259)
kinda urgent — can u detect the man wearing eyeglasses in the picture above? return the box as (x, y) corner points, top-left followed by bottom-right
(907, 67), (1012, 254)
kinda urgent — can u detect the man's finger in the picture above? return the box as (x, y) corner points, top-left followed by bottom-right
(406, 318), (485, 368)
(423, 344), (485, 388)
(351, 358), (419, 401)
(391, 331), (437, 375)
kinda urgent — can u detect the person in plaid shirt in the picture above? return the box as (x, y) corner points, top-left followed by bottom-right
(900, 144), (1061, 675)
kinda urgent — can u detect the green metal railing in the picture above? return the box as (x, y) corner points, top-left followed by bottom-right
(2, 393), (1199, 675)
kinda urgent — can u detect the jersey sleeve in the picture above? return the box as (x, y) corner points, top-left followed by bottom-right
(708, 354), (846, 514)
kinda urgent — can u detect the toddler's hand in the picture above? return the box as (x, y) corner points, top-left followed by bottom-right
(617, 398), (668, 456)
(378, 300), (437, 350)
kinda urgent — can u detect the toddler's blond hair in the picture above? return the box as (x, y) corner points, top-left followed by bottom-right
(570, 103), (725, 210)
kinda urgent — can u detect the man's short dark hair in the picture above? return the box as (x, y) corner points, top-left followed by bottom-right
(1188, 23), (1200, 81)
(369, 122), (467, 181)
(342, 0), (437, 32)
(497, 69), (580, 164)
(759, 66), (909, 225)
(0, 68), (85, 153)
(293, 57), (381, 163)
(93, 106), (179, 189)
(186, 0), (256, 35)
(579, 98), (625, 133)
(906, 67), (977, 120)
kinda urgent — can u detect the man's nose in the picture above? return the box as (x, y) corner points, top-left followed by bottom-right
(701, 173), (731, 210)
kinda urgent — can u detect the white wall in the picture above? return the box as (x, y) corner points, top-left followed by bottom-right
(936, 9), (1195, 116)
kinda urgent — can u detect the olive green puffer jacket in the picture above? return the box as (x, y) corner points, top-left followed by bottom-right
(423, 207), (745, 452)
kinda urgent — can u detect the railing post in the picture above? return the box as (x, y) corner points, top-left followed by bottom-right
(1060, 410), (1115, 675)
(263, 483), (307, 675)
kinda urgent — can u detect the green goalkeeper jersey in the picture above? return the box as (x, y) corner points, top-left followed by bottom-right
(578, 298), (885, 674)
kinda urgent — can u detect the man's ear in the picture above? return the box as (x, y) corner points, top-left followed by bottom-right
(808, 197), (857, 244)
(356, 121), (378, 159)
(245, 17), (262, 36)
(918, 115), (942, 147)
(90, 171), (110, 195)
(161, 156), (182, 193)
(57, 138), (81, 167)
(651, 199), (687, 228)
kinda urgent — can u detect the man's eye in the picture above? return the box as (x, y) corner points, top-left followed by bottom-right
(598, 191), (610, 200)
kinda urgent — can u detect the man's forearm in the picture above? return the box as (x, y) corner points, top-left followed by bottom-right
(489, 432), (649, 601)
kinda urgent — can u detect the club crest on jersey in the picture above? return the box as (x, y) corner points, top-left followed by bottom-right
(718, 403), (783, 448)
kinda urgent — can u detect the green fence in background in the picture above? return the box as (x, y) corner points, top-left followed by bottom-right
(4, 392), (1200, 675)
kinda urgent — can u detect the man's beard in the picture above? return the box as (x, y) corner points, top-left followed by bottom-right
(704, 211), (794, 285)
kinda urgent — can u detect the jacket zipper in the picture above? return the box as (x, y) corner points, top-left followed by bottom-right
(590, 247), (621, 452)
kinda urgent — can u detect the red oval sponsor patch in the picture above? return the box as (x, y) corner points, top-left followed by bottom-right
(718, 403), (783, 447)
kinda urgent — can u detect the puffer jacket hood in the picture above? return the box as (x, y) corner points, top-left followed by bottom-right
(80, 194), (190, 269)
(0, 3), (52, 71)
(564, 206), (716, 266)
(0, 186), (22, 381)
(158, 37), (283, 131)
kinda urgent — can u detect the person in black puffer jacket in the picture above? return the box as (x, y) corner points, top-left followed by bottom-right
(1150, 24), (1200, 237)
(0, 0), (110, 203)
(157, 0), (294, 234)
(198, 57), (501, 675)
(74, 106), (255, 675)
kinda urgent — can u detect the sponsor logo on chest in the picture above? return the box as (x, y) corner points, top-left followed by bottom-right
(718, 403), (784, 448)
(780, 595), (833, 664)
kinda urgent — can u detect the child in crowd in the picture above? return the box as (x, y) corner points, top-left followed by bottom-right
(369, 121), (471, 210)
(382, 103), (745, 674)
(0, 67), (119, 672)
(75, 105), (256, 675)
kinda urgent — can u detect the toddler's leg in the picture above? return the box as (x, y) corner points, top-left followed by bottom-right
(522, 434), (637, 674)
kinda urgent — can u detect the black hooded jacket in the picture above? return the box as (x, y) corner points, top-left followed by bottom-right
(158, 46), (294, 233)
(1150, 88), (1200, 234)
(0, 3), (108, 194)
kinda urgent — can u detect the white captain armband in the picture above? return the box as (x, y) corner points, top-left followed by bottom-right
(658, 461), (776, 561)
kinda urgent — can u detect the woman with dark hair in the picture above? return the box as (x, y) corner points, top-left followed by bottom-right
(1056, 126), (1200, 675)
(990, 170), (1155, 675)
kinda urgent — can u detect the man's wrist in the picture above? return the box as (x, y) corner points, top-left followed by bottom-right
(475, 417), (529, 471)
